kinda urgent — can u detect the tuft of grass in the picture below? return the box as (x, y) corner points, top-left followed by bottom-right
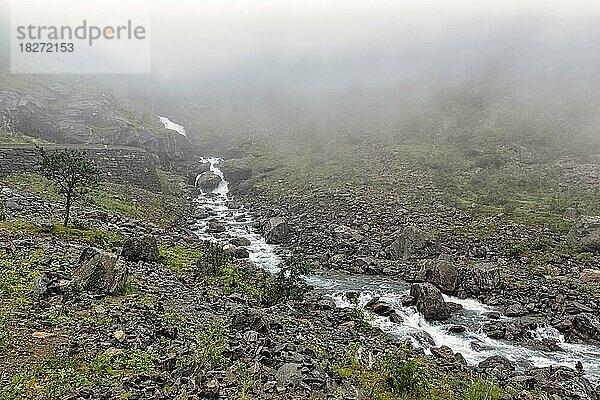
(192, 321), (230, 370)
(93, 349), (157, 375)
(463, 379), (504, 400)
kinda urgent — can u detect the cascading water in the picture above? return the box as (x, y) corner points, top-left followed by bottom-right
(185, 137), (600, 385)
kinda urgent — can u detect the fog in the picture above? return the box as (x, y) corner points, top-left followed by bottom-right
(2, 0), (600, 144)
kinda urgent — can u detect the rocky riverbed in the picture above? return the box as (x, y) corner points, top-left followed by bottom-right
(1, 153), (599, 400)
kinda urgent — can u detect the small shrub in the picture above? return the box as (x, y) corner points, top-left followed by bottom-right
(93, 349), (157, 375)
(379, 355), (428, 398)
(197, 242), (230, 275)
(263, 252), (313, 305)
(195, 321), (230, 369)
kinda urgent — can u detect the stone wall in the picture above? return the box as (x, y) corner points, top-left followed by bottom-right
(0, 144), (161, 191)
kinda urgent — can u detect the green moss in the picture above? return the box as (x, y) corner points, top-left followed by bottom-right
(159, 245), (202, 273)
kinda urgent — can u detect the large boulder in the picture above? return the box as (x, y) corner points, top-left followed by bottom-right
(568, 216), (600, 253)
(196, 171), (222, 193)
(571, 313), (600, 343)
(414, 256), (458, 294)
(121, 235), (159, 262)
(263, 217), (289, 244)
(219, 159), (252, 186)
(74, 247), (128, 294)
(387, 225), (436, 260)
(409, 283), (451, 321)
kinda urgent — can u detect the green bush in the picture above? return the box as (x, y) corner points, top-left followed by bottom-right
(197, 242), (230, 275)
(333, 345), (429, 400)
(195, 321), (230, 369)
(263, 252), (313, 305)
(380, 355), (428, 398)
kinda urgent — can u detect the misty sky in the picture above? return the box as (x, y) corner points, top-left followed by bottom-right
(2, 0), (600, 135)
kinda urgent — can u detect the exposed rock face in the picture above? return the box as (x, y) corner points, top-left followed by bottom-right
(580, 269), (600, 283)
(568, 216), (600, 253)
(409, 283), (451, 321)
(387, 225), (436, 260)
(74, 247), (128, 294)
(122, 235), (160, 262)
(415, 256), (458, 294)
(263, 217), (289, 244)
(196, 172), (222, 193)
(0, 88), (192, 160)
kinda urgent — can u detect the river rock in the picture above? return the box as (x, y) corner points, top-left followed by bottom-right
(579, 269), (600, 283)
(196, 171), (222, 193)
(409, 283), (451, 321)
(74, 247), (128, 294)
(571, 313), (600, 343)
(230, 237), (251, 247)
(568, 216), (600, 253)
(478, 355), (515, 372)
(121, 235), (159, 262)
(263, 217), (289, 244)
(365, 297), (394, 317)
(430, 345), (455, 360)
(414, 255), (458, 294)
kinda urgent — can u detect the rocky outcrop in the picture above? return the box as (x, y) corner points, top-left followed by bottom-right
(74, 247), (128, 294)
(409, 283), (451, 321)
(0, 88), (193, 160)
(263, 217), (290, 244)
(568, 216), (600, 253)
(196, 172), (222, 193)
(122, 235), (160, 262)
